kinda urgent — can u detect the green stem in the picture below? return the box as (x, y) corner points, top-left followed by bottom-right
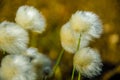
(71, 66), (75, 80)
(77, 34), (81, 80)
(53, 49), (64, 73)
(77, 34), (81, 51)
(71, 34), (81, 80)
(78, 72), (81, 80)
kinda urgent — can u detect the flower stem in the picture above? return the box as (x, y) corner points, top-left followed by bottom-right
(53, 49), (64, 73)
(77, 34), (81, 50)
(78, 72), (81, 80)
(77, 34), (81, 80)
(71, 34), (81, 80)
(71, 66), (75, 80)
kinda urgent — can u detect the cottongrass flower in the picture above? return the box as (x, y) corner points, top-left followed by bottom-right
(70, 11), (103, 40)
(24, 47), (52, 79)
(73, 47), (103, 77)
(15, 5), (46, 33)
(60, 11), (102, 53)
(60, 22), (89, 53)
(0, 55), (36, 80)
(0, 21), (29, 54)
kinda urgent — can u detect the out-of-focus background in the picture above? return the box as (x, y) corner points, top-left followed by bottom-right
(0, 0), (120, 80)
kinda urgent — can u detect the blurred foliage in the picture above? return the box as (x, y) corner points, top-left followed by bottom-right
(0, 0), (120, 80)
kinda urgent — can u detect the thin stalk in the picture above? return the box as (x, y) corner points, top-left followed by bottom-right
(78, 72), (81, 80)
(53, 49), (64, 73)
(71, 34), (81, 80)
(77, 34), (81, 51)
(77, 34), (81, 80)
(71, 66), (75, 80)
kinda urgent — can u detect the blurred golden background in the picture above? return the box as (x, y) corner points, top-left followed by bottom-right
(0, 0), (120, 80)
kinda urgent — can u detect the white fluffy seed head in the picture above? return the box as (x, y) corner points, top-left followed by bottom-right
(60, 22), (77, 53)
(24, 47), (52, 79)
(70, 11), (103, 38)
(24, 47), (52, 67)
(15, 5), (46, 33)
(0, 21), (29, 54)
(60, 22), (89, 53)
(73, 47), (103, 77)
(0, 55), (36, 80)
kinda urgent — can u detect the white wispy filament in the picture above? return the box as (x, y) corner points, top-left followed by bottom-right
(15, 5), (46, 33)
(0, 21), (29, 54)
(70, 11), (103, 39)
(0, 55), (36, 80)
(60, 22), (89, 53)
(24, 47), (52, 79)
(60, 11), (102, 53)
(73, 47), (103, 77)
